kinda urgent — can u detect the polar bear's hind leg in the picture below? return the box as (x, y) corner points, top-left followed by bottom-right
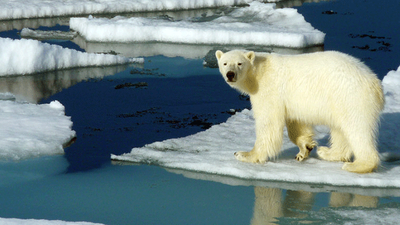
(342, 124), (380, 173)
(286, 120), (317, 162)
(317, 128), (352, 162)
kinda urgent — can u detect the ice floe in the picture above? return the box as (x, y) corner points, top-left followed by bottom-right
(112, 66), (400, 189)
(0, 38), (143, 76)
(70, 2), (325, 48)
(20, 28), (77, 40)
(0, 99), (76, 160)
(0, 0), (274, 20)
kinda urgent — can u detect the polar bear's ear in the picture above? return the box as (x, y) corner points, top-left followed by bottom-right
(215, 50), (224, 60)
(245, 51), (255, 63)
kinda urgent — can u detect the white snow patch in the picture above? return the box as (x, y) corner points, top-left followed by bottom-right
(0, 0), (276, 20)
(112, 66), (400, 188)
(70, 2), (325, 48)
(0, 38), (143, 76)
(0, 100), (76, 160)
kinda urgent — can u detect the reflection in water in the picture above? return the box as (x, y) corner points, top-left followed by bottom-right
(0, 17), (70, 32)
(251, 187), (378, 224)
(0, 65), (133, 103)
(252, 188), (283, 225)
(329, 192), (378, 208)
(72, 35), (324, 60)
(276, 0), (328, 8)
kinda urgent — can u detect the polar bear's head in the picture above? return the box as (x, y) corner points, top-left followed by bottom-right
(215, 50), (255, 86)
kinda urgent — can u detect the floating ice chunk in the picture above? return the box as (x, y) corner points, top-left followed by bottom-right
(112, 66), (400, 188)
(382, 66), (400, 113)
(70, 2), (325, 48)
(0, 99), (76, 160)
(0, 0), (276, 20)
(0, 38), (143, 76)
(49, 100), (65, 111)
(20, 28), (77, 40)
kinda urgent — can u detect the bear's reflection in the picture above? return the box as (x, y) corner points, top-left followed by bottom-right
(251, 187), (378, 224)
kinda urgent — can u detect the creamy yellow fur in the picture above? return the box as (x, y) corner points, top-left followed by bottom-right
(216, 50), (384, 173)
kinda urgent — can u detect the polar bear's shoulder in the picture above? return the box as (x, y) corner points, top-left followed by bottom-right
(252, 52), (270, 65)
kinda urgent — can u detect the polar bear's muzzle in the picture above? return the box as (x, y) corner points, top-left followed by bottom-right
(226, 71), (236, 82)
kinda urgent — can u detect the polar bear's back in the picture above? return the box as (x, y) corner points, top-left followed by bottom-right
(260, 51), (384, 126)
(264, 51), (381, 95)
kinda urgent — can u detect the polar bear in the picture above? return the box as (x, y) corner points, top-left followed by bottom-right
(215, 50), (384, 173)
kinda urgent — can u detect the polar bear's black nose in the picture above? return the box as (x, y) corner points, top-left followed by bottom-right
(226, 71), (235, 82)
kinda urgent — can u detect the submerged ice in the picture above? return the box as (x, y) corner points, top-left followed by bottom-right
(70, 2), (325, 48)
(0, 217), (104, 225)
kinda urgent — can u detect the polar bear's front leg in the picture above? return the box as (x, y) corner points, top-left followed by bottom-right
(235, 147), (268, 164)
(235, 112), (284, 164)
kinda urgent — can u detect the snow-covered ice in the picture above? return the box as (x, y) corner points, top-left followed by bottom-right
(0, 217), (104, 225)
(0, 0), (276, 20)
(0, 38), (143, 76)
(0, 65), (132, 103)
(382, 66), (400, 113)
(112, 66), (400, 188)
(70, 2), (325, 48)
(0, 99), (76, 160)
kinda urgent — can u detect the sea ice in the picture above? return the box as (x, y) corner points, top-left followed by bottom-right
(21, 28), (77, 40)
(0, 38), (143, 76)
(0, 0), (276, 20)
(0, 99), (76, 160)
(382, 66), (400, 113)
(70, 2), (325, 48)
(112, 66), (400, 189)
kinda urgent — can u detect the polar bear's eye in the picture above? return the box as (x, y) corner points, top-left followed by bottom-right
(238, 63), (242, 66)
(223, 63), (227, 66)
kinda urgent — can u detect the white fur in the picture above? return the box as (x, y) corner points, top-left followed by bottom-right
(216, 50), (384, 173)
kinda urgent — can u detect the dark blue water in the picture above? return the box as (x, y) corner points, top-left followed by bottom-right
(296, 0), (400, 78)
(44, 57), (250, 172)
(1, 0), (400, 224)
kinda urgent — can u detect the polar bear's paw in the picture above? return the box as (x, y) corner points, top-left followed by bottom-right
(342, 161), (377, 173)
(234, 151), (266, 164)
(317, 146), (351, 162)
(295, 143), (315, 161)
(295, 152), (308, 162)
(316, 146), (331, 160)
